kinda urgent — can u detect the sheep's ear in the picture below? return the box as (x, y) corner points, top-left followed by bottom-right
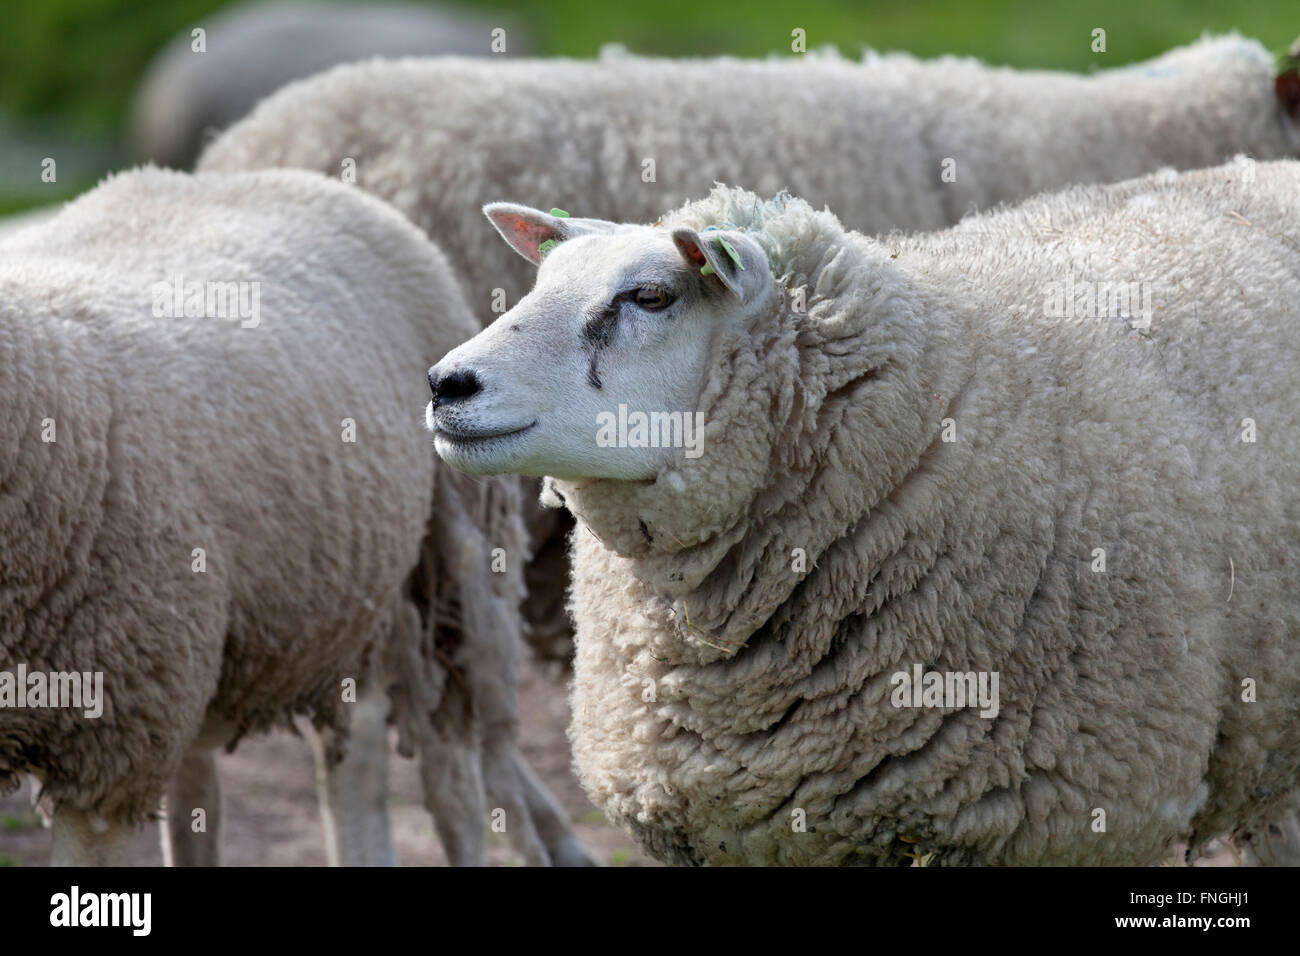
(672, 227), (765, 302)
(483, 202), (613, 266)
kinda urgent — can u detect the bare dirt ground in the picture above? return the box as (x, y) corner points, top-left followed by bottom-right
(0, 655), (1242, 867)
(0, 657), (653, 867)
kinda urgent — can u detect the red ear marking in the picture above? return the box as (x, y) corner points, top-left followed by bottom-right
(497, 212), (528, 232)
(501, 213), (554, 248)
(488, 207), (565, 263)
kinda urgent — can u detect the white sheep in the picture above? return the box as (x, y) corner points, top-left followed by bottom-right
(199, 33), (1300, 667)
(427, 163), (1300, 865)
(200, 33), (1300, 319)
(129, 0), (531, 169)
(0, 167), (586, 866)
(0, 206), (60, 241)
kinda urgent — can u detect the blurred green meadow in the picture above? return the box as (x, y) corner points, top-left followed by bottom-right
(1, 0), (1296, 213)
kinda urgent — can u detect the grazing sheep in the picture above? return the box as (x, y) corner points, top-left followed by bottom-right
(200, 33), (1300, 666)
(0, 167), (585, 866)
(427, 163), (1300, 865)
(129, 0), (530, 168)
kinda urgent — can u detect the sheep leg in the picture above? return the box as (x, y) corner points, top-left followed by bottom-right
(380, 591), (491, 866)
(50, 810), (131, 866)
(160, 748), (222, 866)
(456, 584), (550, 865)
(512, 750), (595, 866)
(416, 722), (490, 866)
(433, 471), (595, 866)
(478, 739), (550, 866)
(313, 678), (398, 866)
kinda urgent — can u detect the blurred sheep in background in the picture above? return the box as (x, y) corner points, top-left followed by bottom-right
(129, 0), (531, 168)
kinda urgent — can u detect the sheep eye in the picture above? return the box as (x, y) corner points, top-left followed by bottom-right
(633, 286), (674, 311)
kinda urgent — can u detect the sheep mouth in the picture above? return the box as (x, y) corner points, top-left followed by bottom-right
(433, 421), (537, 443)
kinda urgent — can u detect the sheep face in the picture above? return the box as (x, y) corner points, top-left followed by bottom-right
(427, 204), (772, 481)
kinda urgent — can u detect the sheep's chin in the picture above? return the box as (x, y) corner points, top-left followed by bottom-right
(432, 428), (536, 476)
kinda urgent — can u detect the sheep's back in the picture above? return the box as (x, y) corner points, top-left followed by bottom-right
(0, 168), (469, 819)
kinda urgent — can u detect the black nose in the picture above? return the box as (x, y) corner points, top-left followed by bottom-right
(428, 367), (482, 406)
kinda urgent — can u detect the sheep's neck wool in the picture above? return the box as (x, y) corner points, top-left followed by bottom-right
(555, 175), (1300, 865)
(558, 193), (969, 667)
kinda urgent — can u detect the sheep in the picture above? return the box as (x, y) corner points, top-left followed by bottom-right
(199, 33), (1300, 667)
(129, 0), (531, 169)
(200, 33), (1300, 318)
(0, 166), (586, 866)
(425, 163), (1300, 866)
(0, 206), (60, 241)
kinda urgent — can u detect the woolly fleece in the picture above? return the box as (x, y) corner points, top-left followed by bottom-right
(199, 35), (1300, 665)
(200, 35), (1300, 319)
(0, 167), (477, 825)
(555, 164), (1300, 865)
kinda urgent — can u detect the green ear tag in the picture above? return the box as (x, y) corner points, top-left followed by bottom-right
(718, 238), (745, 271)
(700, 263), (715, 277)
(550, 208), (570, 218)
(538, 239), (558, 258)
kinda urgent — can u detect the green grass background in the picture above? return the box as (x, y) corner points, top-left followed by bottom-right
(0, 0), (1296, 211)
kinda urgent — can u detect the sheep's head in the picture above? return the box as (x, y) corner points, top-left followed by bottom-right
(427, 203), (773, 481)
